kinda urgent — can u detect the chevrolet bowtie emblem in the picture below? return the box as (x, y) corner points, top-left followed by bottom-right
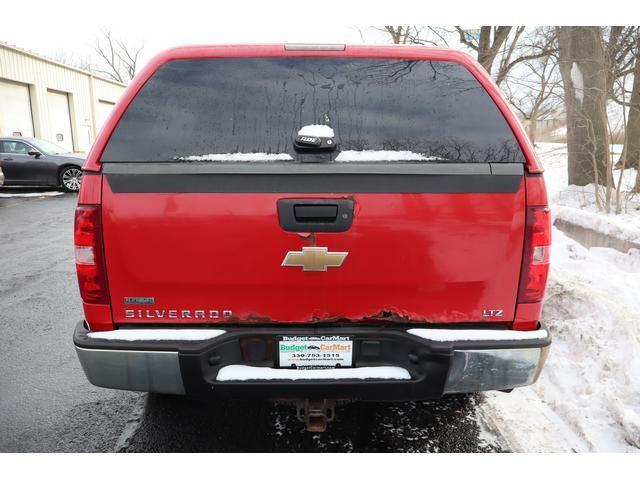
(281, 247), (348, 272)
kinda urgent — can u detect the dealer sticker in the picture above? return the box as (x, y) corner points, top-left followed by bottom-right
(277, 335), (353, 369)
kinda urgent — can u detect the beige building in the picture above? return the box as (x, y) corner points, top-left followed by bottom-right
(0, 42), (126, 153)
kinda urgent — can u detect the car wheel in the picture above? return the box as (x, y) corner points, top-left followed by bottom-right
(60, 166), (82, 192)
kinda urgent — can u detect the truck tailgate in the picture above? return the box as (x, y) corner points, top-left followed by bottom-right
(101, 165), (525, 325)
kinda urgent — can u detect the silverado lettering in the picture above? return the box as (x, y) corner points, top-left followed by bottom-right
(73, 44), (552, 432)
(124, 309), (233, 319)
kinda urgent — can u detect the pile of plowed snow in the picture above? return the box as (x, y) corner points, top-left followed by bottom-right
(483, 229), (640, 452)
(481, 142), (640, 452)
(536, 142), (640, 237)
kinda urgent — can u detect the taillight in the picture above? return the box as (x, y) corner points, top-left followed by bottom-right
(74, 205), (109, 304)
(518, 206), (551, 303)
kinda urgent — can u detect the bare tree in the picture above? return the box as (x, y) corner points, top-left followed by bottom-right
(380, 26), (449, 46)
(52, 51), (94, 72)
(453, 26), (557, 85)
(92, 29), (143, 83)
(383, 26), (413, 45)
(605, 26), (638, 102)
(504, 54), (562, 145)
(621, 37), (640, 191)
(454, 26), (514, 74)
(606, 28), (640, 174)
(380, 26), (556, 85)
(613, 68), (633, 211)
(556, 27), (612, 191)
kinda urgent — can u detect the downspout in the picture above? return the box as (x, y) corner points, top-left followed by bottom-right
(88, 74), (98, 143)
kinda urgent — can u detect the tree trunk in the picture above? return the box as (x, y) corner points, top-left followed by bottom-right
(605, 26), (624, 96)
(625, 41), (640, 190)
(476, 26), (512, 74)
(557, 26), (611, 186)
(455, 26), (513, 75)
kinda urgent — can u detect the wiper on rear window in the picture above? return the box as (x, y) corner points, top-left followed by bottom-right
(294, 124), (337, 162)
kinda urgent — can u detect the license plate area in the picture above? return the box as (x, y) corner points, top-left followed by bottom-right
(276, 335), (354, 369)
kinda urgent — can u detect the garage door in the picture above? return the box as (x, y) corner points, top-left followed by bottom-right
(47, 89), (74, 152)
(0, 79), (35, 137)
(96, 100), (115, 133)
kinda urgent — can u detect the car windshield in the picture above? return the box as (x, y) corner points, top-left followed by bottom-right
(28, 138), (69, 155)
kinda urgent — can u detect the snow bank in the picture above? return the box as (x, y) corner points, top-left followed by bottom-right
(535, 142), (640, 242)
(335, 150), (440, 162)
(297, 124), (334, 138)
(552, 182), (640, 241)
(407, 328), (548, 342)
(0, 191), (64, 198)
(176, 153), (293, 161)
(479, 142), (640, 451)
(554, 204), (640, 245)
(88, 329), (226, 341)
(483, 228), (640, 452)
(216, 365), (411, 381)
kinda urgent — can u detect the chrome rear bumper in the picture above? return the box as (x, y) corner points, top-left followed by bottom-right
(75, 346), (185, 394)
(74, 322), (551, 400)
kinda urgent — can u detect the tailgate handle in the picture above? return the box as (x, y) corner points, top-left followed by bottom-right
(278, 199), (354, 232)
(294, 205), (338, 222)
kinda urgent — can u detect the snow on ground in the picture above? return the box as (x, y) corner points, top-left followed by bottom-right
(482, 142), (640, 452)
(536, 142), (640, 237)
(555, 205), (640, 245)
(483, 228), (640, 452)
(0, 191), (64, 198)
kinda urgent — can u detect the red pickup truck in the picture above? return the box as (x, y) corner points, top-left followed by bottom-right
(73, 44), (551, 431)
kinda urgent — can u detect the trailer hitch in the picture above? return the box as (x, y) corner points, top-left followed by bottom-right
(295, 399), (336, 432)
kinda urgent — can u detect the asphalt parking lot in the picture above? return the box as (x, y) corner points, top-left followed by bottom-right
(0, 189), (501, 452)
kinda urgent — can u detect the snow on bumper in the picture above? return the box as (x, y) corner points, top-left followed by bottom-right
(216, 365), (411, 382)
(73, 322), (550, 400)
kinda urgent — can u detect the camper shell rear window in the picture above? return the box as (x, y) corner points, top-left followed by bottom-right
(100, 57), (525, 163)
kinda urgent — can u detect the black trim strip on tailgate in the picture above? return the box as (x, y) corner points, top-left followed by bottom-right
(103, 162), (524, 194)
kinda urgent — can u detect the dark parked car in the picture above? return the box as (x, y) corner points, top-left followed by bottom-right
(0, 137), (84, 192)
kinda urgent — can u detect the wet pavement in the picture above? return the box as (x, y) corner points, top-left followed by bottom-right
(123, 394), (498, 452)
(0, 189), (501, 452)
